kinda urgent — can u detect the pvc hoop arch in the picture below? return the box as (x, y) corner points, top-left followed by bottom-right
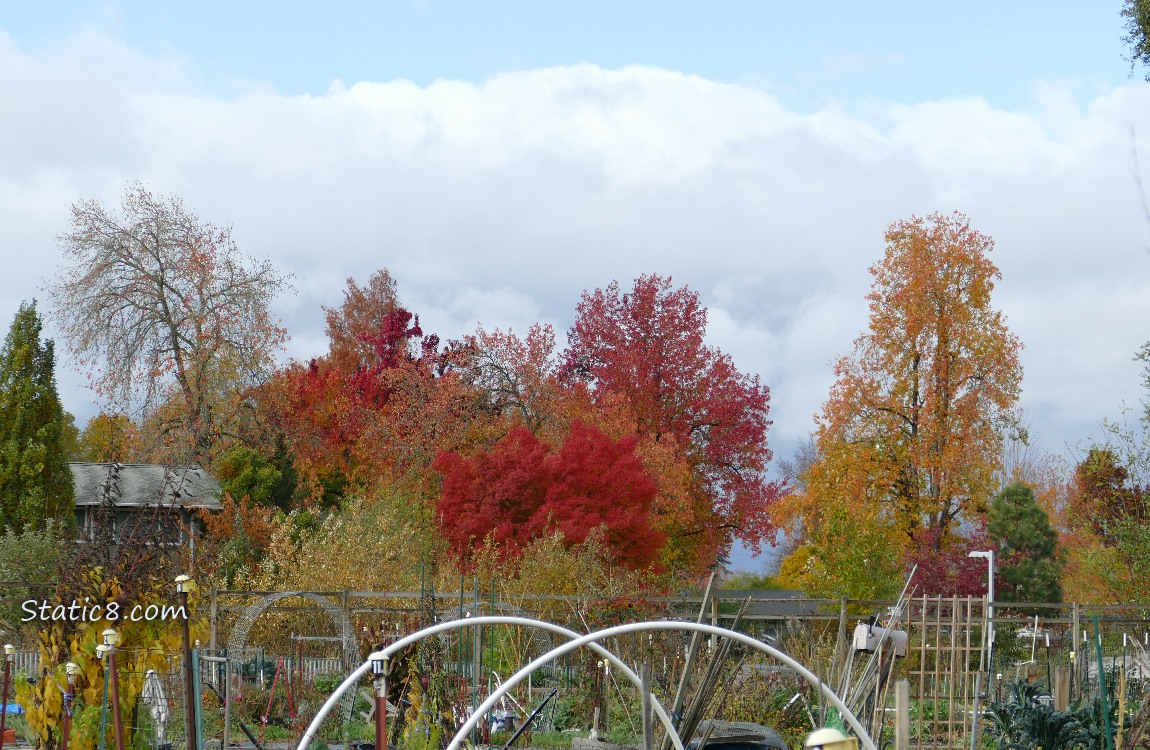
(296, 616), (686, 750)
(448, 621), (876, 750)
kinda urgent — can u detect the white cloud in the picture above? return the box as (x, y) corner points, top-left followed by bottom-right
(2, 31), (1149, 512)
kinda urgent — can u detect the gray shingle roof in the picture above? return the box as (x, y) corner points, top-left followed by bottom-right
(68, 463), (223, 510)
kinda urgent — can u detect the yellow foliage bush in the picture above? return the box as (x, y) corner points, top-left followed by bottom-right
(15, 569), (206, 750)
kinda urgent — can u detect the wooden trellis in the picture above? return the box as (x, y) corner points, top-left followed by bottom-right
(906, 595), (987, 750)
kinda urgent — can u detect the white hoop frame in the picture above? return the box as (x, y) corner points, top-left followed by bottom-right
(296, 616), (685, 750)
(446, 621), (875, 750)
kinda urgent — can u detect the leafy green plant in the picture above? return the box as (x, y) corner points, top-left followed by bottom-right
(985, 680), (1091, 750)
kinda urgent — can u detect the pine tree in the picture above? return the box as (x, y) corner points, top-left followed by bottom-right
(0, 301), (74, 529)
(988, 482), (1063, 604)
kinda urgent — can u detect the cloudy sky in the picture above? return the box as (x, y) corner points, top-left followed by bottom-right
(3, 2), (1149, 568)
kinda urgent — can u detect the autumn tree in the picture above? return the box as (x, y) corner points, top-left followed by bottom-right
(48, 183), (292, 463)
(0, 301), (74, 529)
(266, 271), (491, 504)
(796, 213), (1022, 555)
(560, 274), (783, 568)
(1061, 444), (1150, 602)
(1068, 448), (1147, 540)
(458, 324), (560, 433)
(988, 482), (1063, 603)
(434, 421), (665, 569)
(905, 522), (995, 597)
(75, 412), (145, 463)
(323, 268), (401, 372)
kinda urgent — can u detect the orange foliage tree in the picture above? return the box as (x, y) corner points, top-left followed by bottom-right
(789, 213), (1023, 585)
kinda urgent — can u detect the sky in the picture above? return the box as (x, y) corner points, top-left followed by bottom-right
(2, 2), (1149, 570)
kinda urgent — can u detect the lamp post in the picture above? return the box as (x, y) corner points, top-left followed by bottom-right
(96, 645), (110, 750)
(176, 575), (197, 750)
(0, 644), (14, 750)
(104, 629), (125, 750)
(968, 550), (995, 691)
(64, 662), (79, 750)
(371, 654), (388, 750)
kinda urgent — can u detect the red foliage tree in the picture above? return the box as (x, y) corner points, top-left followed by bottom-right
(1068, 448), (1148, 541)
(434, 421), (664, 569)
(904, 522), (996, 597)
(560, 274), (784, 562)
(266, 297), (480, 502)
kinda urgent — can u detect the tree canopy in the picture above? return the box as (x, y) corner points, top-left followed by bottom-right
(0, 301), (74, 529)
(49, 182), (292, 463)
(988, 482), (1063, 604)
(1123, 0), (1150, 80)
(561, 274), (784, 566)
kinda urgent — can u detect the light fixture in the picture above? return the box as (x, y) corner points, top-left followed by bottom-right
(102, 628), (121, 647)
(175, 574), (195, 593)
(65, 662), (80, 677)
(2, 645), (13, 659)
(968, 549), (996, 691)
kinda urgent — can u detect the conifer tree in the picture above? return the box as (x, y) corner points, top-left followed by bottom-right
(0, 301), (74, 529)
(988, 481), (1063, 603)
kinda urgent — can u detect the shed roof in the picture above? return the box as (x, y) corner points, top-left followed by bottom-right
(68, 463), (223, 510)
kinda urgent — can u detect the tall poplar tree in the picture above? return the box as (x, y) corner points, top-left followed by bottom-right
(0, 301), (74, 529)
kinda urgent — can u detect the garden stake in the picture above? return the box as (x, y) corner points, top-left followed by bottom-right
(98, 647), (109, 750)
(1094, 615), (1114, 750)
(177, 575), (197, 750)
(104, 629), (125, 750)
(63, 662), (79, 750)
(371, 654), (388, 750)
(192, 648), (203, 750)
(0, 644), (13, 750)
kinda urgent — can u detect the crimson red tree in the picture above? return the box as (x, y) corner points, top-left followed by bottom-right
(434, 421), (664, 569)
(560, 274), (784, 564)
(904, 523), (995, 597)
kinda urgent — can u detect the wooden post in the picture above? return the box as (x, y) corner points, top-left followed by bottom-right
(209, 589), (218, 652)
(710, 594), (718, 652)
(917, 594), (927, 748)
(948, 597), (958, 746)
(1054, 667), (1070, 711)
(895, 679), (910, 750)
(962, 597), (973, 750)
(0, 649), (11, 750)
(830, 597), (847, 692)
(108, 648), (125, 750)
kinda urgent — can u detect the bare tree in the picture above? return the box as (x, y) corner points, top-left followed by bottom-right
(48, 183), (293, 463)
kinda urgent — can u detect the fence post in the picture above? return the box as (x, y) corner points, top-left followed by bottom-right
(895, 678), (909, 750)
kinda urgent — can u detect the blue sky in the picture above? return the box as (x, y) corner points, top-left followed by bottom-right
(3, 2), (1135, 105)
(2, 3), (1150, 571)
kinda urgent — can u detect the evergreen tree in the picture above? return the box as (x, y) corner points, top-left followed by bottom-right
(0, 301), (74, 529)
(988, 482), (1063, 603)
